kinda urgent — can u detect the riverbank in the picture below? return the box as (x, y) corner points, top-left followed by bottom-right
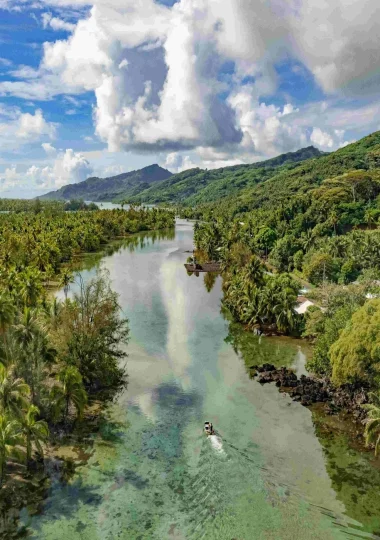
(5, 220), (380, 539)
(252, 363), (371, 448)
(0, 396), (115, 539)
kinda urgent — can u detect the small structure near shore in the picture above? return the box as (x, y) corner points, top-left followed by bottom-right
(184, 262), (221, 273)
(295, 295), (315, 314)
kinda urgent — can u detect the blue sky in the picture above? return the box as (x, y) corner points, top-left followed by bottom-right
(1, 0), (380, 197)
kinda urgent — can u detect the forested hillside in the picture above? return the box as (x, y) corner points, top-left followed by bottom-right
(190, 130), (380, 400)
(40, 164), (172, 202)
(127, 146), (323, 205)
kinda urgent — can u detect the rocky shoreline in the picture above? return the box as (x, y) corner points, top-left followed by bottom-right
(250, 363), (369, 423)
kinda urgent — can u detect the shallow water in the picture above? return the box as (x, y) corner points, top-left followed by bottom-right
(12, 220), (380, 539)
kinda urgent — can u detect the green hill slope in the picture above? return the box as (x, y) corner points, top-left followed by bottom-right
(40, 164), (172, 202)
(126, 146), (324, 205)
(230, 131), (380, 214)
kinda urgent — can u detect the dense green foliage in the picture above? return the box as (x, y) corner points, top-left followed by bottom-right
(0, 206), (173, 485)
(41, 164), (172, 202)
(0, 270), (129, 485)
(362, 392), (380, 456)
(330, 299), (380, 386)
(222, 254), (301, 334)
(303, 284), (370, 376)
(0, 206), (174, 280)
(0, 198), (64, 213)
(127, 146), (323, 205)
(63, 199), (99, 211)
(188, 132), (380, 414)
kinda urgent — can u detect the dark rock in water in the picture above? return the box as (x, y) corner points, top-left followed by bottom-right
(257, 363), (276, 373)
(253, 363), (370, 425)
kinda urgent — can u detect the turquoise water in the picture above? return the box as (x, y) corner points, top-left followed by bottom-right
(13, 220), (380, 539)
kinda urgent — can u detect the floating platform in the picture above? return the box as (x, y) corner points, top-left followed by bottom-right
(184, 262), (220, 273)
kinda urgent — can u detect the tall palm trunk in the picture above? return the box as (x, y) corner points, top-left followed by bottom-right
(65, 395), (70, 422)
(0, 454), (5, 486)
(26, 433), (32, 469)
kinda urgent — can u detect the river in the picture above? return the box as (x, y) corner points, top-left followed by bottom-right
(10, 220), (380, 539)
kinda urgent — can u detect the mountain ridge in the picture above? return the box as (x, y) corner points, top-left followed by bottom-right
(40, 146), (324, 204)
(125, 146), (325, 205)
(40, 164), (172, 202)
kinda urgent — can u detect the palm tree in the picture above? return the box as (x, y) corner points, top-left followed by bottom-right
(21, 404), (49, 469)
(52, 366), (87, 423)
(242, 256), (265, 290)
(329, 209), (339, 235)
(301, 229), (314, 252)
(273, 288), (298, 333)
(0, 334), (22, 368)
(0, 293), (15, 335)
(0, 364), (30, 416)
(365, 208), (376, 230)
(0, 414), (22, 485)
(19, 267), (42, 307)
(13, 307), (40, 349)
(59, 268), (74, 301)
(362, 392), (380, 455)
(41, 297), (62, 331)
(242, 288), (262, 328)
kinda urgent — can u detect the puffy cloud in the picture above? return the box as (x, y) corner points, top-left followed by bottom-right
(16, 109), (56, 139)
(310, 128), (334, 149)
(24, 148), (93, 190)
(0, 167), (19, 189)
(2, 0), (380, 162)
(227, 85), (308, 157)
(42, 12), (76, 32)
(163, 153), (198, 173)
(0, 109), (56, 150)
(42, 142), (57, 156)
(287, 0), (380, 96)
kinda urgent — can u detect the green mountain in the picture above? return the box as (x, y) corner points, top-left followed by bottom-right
(40, 164), (172, 202)
(126, 146), (324, 205)
(228, 130), (380, 215)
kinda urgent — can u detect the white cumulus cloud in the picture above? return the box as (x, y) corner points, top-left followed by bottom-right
(1, 0), (380, 165)
(0, 109), (56, 150)
(26, 148), (93, 190)
(42, 12), (76, 32)
(42, 142), (57, 156)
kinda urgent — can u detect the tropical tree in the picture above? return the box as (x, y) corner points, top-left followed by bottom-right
(19, 267), (43, 307)
(52, 366), (87, 423)
(0, 364), (30, 416)
(330, 299), (380, 386)
(59, 268), (74, 301)
(0, 293), (15, 335)
(13, 308), (40, 349)
(273, 288), (299, 333)
(21, 404), (49, 468)
(328, 209), (339, 235)
(362, 392), (380, 456)
(0, 414), (22, 485)
(242, 256), (265, 289)
(303, 252), (337, 285)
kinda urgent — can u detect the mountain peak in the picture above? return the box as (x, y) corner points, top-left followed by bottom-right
(40, 164), (173, 202)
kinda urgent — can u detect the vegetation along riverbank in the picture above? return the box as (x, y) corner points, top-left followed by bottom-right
(177, 131), (380, 455)
(0, 204), (174, 510)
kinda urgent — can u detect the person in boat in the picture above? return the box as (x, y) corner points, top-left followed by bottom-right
(204, 421), (214, 434)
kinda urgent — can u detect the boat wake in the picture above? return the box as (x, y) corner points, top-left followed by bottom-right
(208, 434), (225, 455)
